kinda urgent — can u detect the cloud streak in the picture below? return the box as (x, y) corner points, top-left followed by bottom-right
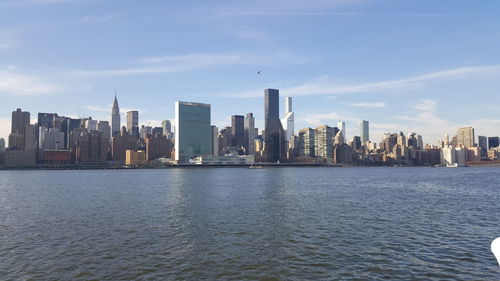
(69, 52), (311, 78)
(0, 69), (62, 96)
(228, 65), (500, 98)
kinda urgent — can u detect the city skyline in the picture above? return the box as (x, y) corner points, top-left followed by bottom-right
(1, 1), (500, 142)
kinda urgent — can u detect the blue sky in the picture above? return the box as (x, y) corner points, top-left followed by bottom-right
(1, 0), (500, 144)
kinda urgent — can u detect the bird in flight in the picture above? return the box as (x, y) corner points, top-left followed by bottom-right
(257, 70), (261, 75)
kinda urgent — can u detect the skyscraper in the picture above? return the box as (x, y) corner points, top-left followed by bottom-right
(315, 125), (335, 160)
(211, 125), (219, 156)
(456, 127), (474, 147)
(281, 97), (294, 142)
(175, 101), (211, 163)
(244, 113), (255, 155)
(264, 88), (285, 163)
(488, 136), (499, 148)
(337, 121), (346, 143)
(231, 115), (245, 149)
(12, 108), (30, 136)
(111, 94), (121, 137)
(478, 136), (488, 151)
(127, 111), (139, 139)
(360, 120), (369, 144)
(162, 120), (171, 135)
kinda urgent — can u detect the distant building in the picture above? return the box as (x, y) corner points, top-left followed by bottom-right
(126, 150), (146, 165)
(231, 115), (245, 149)
(456, 127), (474, 147)
(315, 125), (335, 160)
(281, 97), (294, 142)
(360, 120), (369, 144)
(37, 112), (55, 129)
(111, 94), (121, 137)
(69, 129), (109, 164)
(211, 126), (219, 156)
(162, 120), (172, 136)
(112, 127), (138, 163)
(85, 119), (98, 131)
(337, 121), (346, 143)
(39, 127), (65, 151)
(244, 113), (255, 155)
(145, 134), (171, 161)
(98, 121), (111, 143)
(152, 127), (163, 135)
(218, 126), (232, 155)
(12, 108), (31, 136)
(478, 136), (488, 156)
(174, 101), (211, 163)
(488, 136), (499, 148)
(0, 138), (5, 151)
(64, 118), (81, 149)
(263, 89), (285, 163)
(140, 125), (152, 139)
(297, 128), (315, 157)
(127, 111), (139, 139)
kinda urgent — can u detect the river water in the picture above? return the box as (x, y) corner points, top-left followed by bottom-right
(0, 167), (498, 280)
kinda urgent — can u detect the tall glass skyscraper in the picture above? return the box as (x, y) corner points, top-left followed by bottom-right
(175, 101), (211, 163)
(264, 89), (285, 163)
(360, 120), (369, 144)
(127, 111), (139, 139)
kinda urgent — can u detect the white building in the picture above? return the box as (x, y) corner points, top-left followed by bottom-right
(211, 125), (219, 156)
(360, 120), (369, 144)
(337, 121), (346, 143)
(245, 113), (255, 155)
(281, 97), (294, 142)
(85, 119), (98, 131)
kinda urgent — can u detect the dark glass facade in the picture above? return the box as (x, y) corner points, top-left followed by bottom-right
(264, 89), (285, 162)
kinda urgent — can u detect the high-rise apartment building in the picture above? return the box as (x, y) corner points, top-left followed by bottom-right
(37, 113), (55, 129)
(98, 121), (111, 143)
(456, 127), (474, 147)
(264, 89), (285, 163)
(111, 94), (121, 137)
(315, 125), (335, 160)
(127, 111), (139, 139)
(174, 101), (211, 163)
(360, 120), (369, 144)
(12, 108), (30, 136)
(244, 113), (255, 155)
(297, 128), (315, 157)
(281, 97), (294, 142)
(112, 126), (137, 163)
(231, 115), (245, 149)
(145, 134), (171, 160)
(85, 119), (98, 131)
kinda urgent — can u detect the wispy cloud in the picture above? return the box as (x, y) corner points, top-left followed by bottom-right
(0, 42), (15, 49)
(0, 68), (62, 96)
(414, 99), (436, 111)
(347, 102), (386, 108)
(297, 112), (358, 128)
(228, 65), (500, 98)
(70, 52), (311, 77)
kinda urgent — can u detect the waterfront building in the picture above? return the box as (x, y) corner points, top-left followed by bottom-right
(417, 135), (423, 149)
(466, 147), (481, 162)
(127, 111), (139, 139)
(297, 128), (315, 157)
(263, 89), (285, 162)
(174, 101), (211, 163)
(0, 138), (5, 151)
(64, 118), (81, 149)
(281, 97), (294, 142)
(4, 149), (36, 166)
(70, 129), (109, 164)
(126, 150), (146, 165)
(478, 136), (487, 150)
(145, 134), (171, 161)
(112, 127), (138, 163)
(211, 126), (219, 156)
(488, 136), (499, 148)
(456, 127), (474, 147)
(231, 115), (245, 149)
(314, 125), (335, 161)
(111, 94), (121, 137)
(244, 113), (255, 155)
(360, 120), (369, 144)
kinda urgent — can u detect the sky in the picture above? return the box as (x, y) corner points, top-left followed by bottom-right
(1, 0), (500, 145)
